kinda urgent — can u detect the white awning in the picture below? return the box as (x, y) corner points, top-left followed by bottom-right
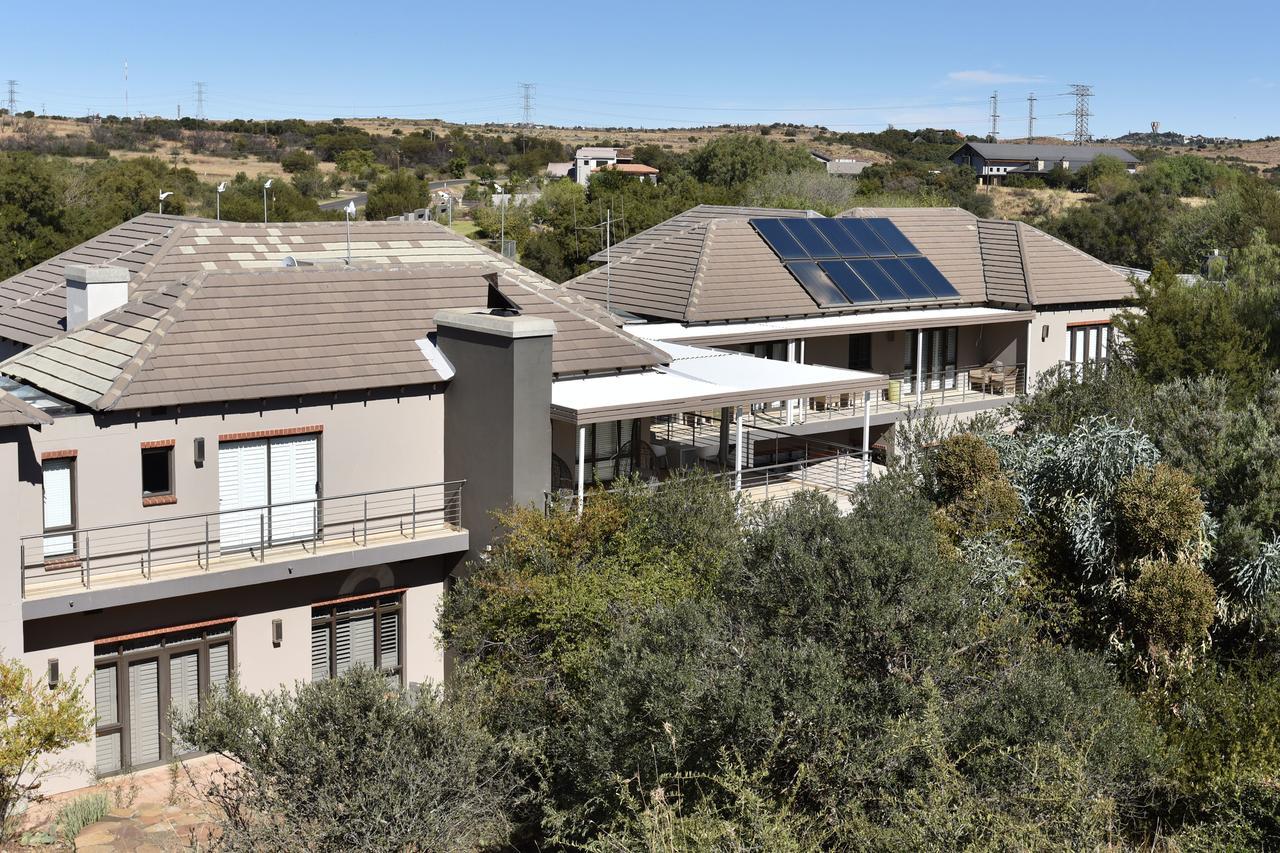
(627, 306), (1034, 346)
(551, 343), (885, 425)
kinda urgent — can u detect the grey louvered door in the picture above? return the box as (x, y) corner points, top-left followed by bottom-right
(169, 653), (199, 753)
(335, 614), (375, 675)
(128, 660), (161, 767)
(94, 665), (120, 773)
(209, 643), (230, 690)
(311, 624), (330, 681)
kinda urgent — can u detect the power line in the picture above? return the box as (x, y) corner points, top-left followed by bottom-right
(988, 91), (999, 139)
(195, 82), (207, 120)
(519, 82), (535, 127)
(5, 80), (16, 128)
(1027, 92), (1036, 143)
(1067, 83), (1092, 144)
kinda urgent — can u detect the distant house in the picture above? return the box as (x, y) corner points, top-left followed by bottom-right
(950, 142), (1139, 185)
(572, 146), (658, 185)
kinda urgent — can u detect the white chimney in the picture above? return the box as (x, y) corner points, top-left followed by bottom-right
(1060, 157), (1070, 171)
(1034, 157), (1044, 171)
(65, 264), (130, 331)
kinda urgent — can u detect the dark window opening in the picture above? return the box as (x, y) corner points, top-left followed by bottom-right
(141, 447), (174, 498)
(849, 334), (872, 371)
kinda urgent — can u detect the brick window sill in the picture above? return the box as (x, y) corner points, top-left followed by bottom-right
(142, 495), (178, 507)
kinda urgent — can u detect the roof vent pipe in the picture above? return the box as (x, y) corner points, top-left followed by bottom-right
(65, 264), (130, 331)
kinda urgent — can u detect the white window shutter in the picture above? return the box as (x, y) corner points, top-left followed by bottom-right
(42, 459), (73, 557)
(311, 624), (330, 681)
(379, 611), (399, 670)
(128, 659), (160, 767)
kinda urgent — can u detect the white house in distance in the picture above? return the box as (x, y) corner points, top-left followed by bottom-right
(571, 146), (658, 185)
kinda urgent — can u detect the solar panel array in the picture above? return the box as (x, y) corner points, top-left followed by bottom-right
(749, 217), (961, 308)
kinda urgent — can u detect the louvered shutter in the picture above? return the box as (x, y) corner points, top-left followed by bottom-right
(94, 665), (120, 773)
(379, 611), (399, 670)
(128, 660), (160, 767)
(269, 435), (318, 543)
(311, 623), (330, 681)
(218, 440), (268, 551)
(208, 643), (230, 691)
(169, 653), (199, 754)
(336, 614), (374, 675)
(42, 459), (73, 557)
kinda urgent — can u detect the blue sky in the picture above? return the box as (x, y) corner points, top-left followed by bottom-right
(4, 0), (1277, 138)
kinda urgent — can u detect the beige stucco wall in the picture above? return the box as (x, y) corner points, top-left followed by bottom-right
(1027, 307), (1125, 385)
(404, 582), (445, 685)
(13, 390), (444, 554)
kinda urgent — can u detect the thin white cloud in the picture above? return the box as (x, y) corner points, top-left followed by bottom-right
(947, 70), (1044, 85)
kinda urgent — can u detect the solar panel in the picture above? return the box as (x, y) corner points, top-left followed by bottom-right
(749, 216), (962, 309)
(750, 218), (809, 261)
(838, 219), (894, 257)
(780, 219), (841, 259)
(877, 258), (935, 300)
(865, 219), (919, 257)
(786, 262), (849, 307)
(819, 262), (878, 304)
(900, 256), (960, 298)
(847, 259), (905, 301)
(810, 218), (868, 257)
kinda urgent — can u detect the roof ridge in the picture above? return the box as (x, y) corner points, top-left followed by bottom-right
(96, 273), (210, 410)
(1012, 222), (1037, 303)
(1018, 219), (1126, 279)
(683, 220), (715, 320)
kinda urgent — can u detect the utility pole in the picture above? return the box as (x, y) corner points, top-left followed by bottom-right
(1026, 92), (1037, 143)
(195, 82), (207, 120)
(1068, 83), (1092, 145)
(123, 60), (128, 118)
(605, 207), (612, 313)
(988, 91), (999, 140)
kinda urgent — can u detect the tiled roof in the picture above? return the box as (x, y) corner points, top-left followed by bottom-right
(588, 204), (817, 263)
(0, 214), (200, 345)
(0, 262), (667, 411)
(958, 142), (1139, 164)
(567, 205), (1131, 323)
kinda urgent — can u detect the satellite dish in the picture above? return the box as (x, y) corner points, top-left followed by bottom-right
(282, 256), (298, 267)
(264, 179), (274, 189)
(216, 181), (227, 192)
(159, 191), (174, 200)
(344, 200), (357, 217)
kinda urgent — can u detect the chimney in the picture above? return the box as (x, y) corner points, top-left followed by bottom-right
(65, 264), (130, 331)
(1034, 157), (1044, 171)
(1059, 157), (1070, 171)
(434, 308), (555, 569)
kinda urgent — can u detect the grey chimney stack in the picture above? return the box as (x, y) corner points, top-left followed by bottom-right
(65, 265), (130, 331)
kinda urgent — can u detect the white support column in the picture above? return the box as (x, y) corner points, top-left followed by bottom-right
(735, 407), (744, 493)
(576, 425), (586, 517)
(862, 390), (872, 484)
(786, 339), (796, 425)
(915, 328), (925, 406)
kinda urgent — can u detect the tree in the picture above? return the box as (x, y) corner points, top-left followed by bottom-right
(0, 153), (69, 278)
(335, 149), (375, 177)
(685, 134), (819, 187)
(447, 157), (468, 179)
(175, 668), (519, 852)
(279, 149), (317, 174)
(0, 657), (92, 840)
(363, 169), (424, 221)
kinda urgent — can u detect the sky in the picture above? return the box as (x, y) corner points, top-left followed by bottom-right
(3, 0), (1277, 139)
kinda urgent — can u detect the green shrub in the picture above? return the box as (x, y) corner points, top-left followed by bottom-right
(1113, 463), (1205, 561)
(1128, 559), (1217, 652)
(54, 792), (109, 844)
(931, 433), (1001, 505)
(945, 474), (1021, 536)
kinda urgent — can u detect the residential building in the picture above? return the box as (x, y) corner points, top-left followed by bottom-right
(825, 159), (869, 177)
(0, 215), (878, 792)
(571, 146), (658, 185)
(950, 142), (1140, 184)
(565, 204), (1134, 456)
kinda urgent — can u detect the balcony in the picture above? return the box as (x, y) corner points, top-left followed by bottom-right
(20, 481), (466, 605)
(745, 362), (1026, 429)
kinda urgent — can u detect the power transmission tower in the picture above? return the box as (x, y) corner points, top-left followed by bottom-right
(988, 91), (999, 139)
(124, 60), (128, 118)
(195, 82), (207, 120)
(1068, 83), (1092, 144)
(519, 82), (535, 127)
(1026, 92), (1036, 143)
(5, 80), (16, 129)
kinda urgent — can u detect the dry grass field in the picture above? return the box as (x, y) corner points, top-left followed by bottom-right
(985, 186), (1094, 220)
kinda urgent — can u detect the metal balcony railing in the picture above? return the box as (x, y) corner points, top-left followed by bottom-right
(20, 481), (465, 600)
(746, 361), (1027, 428)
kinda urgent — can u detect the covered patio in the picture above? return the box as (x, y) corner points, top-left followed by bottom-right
(550, 344), (886, 511)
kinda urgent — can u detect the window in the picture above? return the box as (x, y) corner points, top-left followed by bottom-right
(582, 420), (636, 483)
(1066, 322), (1112, 366)
(848, 334), (872, 372)
(94, 623), (233, 774)
(42, 457), (75, 558)
(903, 327), (958, 392)
(749, 340), (788, 361)
(311, 593), (402, 685)
(141, 446), (174, 499)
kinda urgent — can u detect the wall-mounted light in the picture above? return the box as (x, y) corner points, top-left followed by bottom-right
(47, 658), (59, 690)
(272, 618), (283, 647)
(1041, 324), (1050, 342)
(194, 437), (205, 468)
